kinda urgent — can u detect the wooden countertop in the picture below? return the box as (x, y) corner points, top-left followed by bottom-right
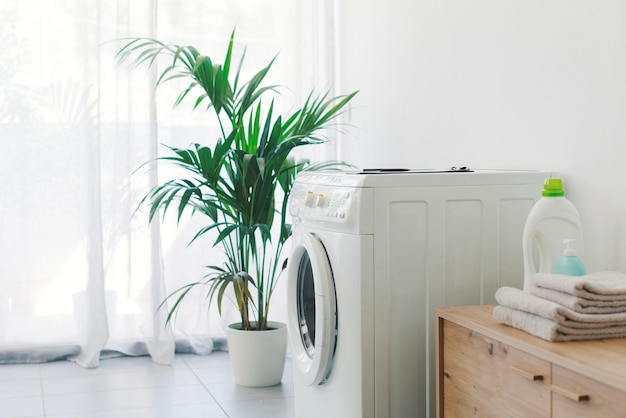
(436, 305), (626, 391)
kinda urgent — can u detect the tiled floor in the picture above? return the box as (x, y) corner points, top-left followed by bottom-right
(0, 352), (294, 418)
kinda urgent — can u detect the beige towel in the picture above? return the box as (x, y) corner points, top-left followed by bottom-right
(493, 306), (626, 342)
(532, 271), (626, 301)
(495, 287), (626, 329)
(531, 286), (626, 314)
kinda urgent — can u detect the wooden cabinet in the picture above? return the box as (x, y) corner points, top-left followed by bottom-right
(437, 305), (626, 418)
(551, 366), (626, 417)
(442, 320), (551, 417)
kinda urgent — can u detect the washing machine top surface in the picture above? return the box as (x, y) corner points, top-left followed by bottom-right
(289, 167), (553, 235)
(294, 167), (551, 189)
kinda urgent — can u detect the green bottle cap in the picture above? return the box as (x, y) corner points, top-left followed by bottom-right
(542, 178), (565, 197)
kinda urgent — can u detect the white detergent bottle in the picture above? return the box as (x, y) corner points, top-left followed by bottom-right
(553, 239), (586, 276)
(522, 178), (584, 291)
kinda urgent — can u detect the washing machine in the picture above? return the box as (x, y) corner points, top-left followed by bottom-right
(286, 168), (550, 418)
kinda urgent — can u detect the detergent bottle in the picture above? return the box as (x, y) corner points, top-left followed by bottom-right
(522, 178), (584, 291)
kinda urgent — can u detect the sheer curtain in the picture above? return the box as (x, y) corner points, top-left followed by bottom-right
(0, 0), (339, 368)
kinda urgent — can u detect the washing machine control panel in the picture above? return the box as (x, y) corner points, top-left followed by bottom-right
(288, 182), (373, 233)
(302, 189), (349, 214)
(290, 185), (352, 220)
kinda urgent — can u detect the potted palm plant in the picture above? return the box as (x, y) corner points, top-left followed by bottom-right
(116, 30), (357, 386)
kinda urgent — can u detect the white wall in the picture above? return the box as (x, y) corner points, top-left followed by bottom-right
(336, 0), (626, 273)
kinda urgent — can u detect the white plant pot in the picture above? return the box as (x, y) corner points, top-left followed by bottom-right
(227, 321), (287, 387)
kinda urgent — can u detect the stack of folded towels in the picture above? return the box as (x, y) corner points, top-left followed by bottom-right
(493, 271), (626, 342)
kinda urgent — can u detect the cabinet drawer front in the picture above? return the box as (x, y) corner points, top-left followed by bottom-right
(442, 320), (551, 417)
(552, 365), (626, 418)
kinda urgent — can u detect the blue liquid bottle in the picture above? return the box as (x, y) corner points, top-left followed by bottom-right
(553, 239), (586, 276)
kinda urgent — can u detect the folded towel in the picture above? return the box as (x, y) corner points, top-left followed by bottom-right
(532, 271), (626, 301)
(495, 287), (626, 328)
(531, 286), (626, 314)
(493, 305), (626, 342)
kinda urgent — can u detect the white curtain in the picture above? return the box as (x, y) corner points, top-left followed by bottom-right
(0, 0), (339, 368)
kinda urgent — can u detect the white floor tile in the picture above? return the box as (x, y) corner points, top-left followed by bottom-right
(42, 367), (200, 395)
(0, 379), (41, 399)
(0, 364), (40, 382)
(0, 396), (44, 418)
(191, 364), (237, 385)
(206, 381), (294, 404)
(39, 356), (185, 379)
(45, 403), (228, 418)
(0, 353), (294, 418)
(43, 385), (217, 415)
(181, 351), (230, 369)
(220, 397), (296, 418)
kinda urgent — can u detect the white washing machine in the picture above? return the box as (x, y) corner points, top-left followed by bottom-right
(286, 168), (550, 418)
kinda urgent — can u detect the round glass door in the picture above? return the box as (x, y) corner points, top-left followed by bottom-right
(287, 233), (337, 386)
(296, 250), (316, 358)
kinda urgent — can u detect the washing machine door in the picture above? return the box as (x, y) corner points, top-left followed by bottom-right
(287, 233), (337, 386)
